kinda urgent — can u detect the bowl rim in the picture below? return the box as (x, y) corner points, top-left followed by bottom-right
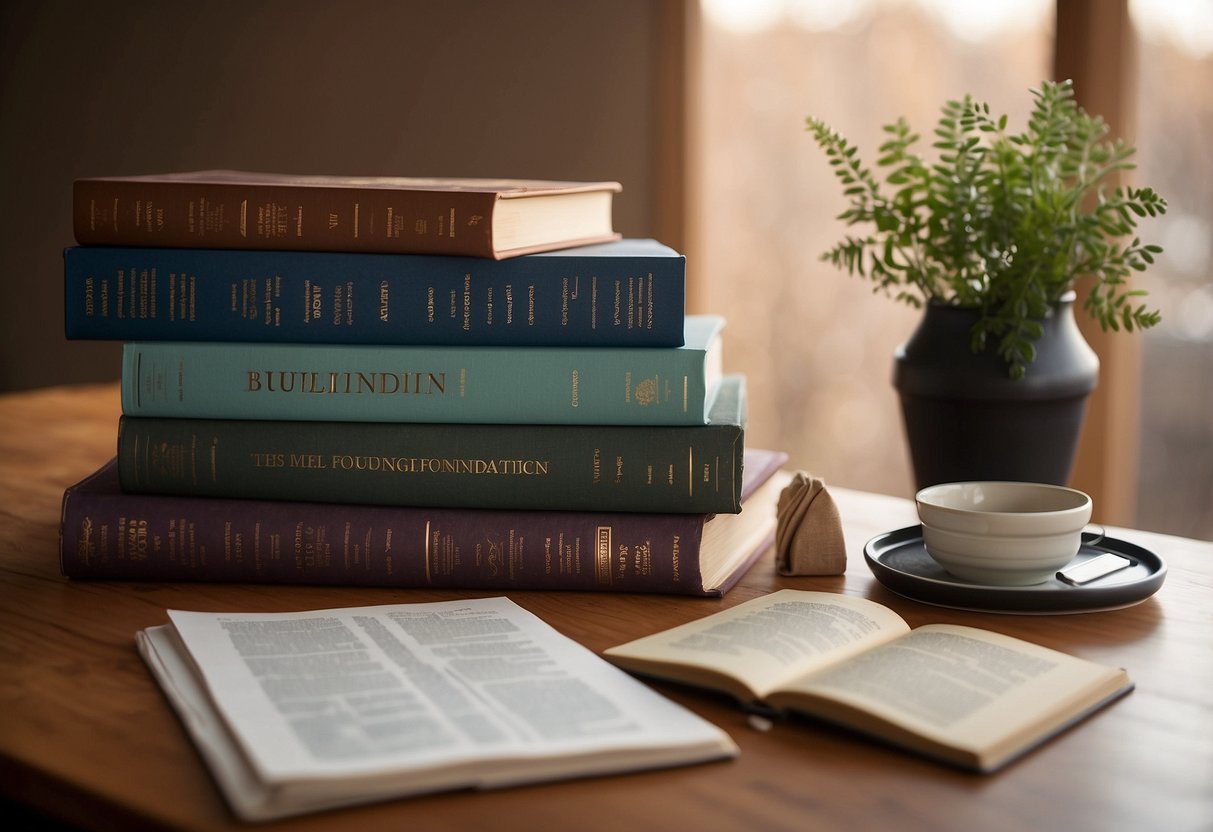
(915, 480), (1092, 517)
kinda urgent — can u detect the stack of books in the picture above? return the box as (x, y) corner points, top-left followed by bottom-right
(58, 170), (786, 595)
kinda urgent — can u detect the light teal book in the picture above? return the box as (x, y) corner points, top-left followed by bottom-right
(120, 315), (724, 425)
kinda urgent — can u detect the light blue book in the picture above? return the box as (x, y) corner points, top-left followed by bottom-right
(121, 316), (724, 425)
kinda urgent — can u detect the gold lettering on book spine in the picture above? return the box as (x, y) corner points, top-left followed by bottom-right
(595, 526), (613, 585)
(327, 456), (550, 475)
(77, 517), (94, 564)
(591, 276), (598, 327)
(688, 447), (694, 496)
(424, 521), (432, 583)
(646, 273), (654, 330)
(245, 370), (446, 395)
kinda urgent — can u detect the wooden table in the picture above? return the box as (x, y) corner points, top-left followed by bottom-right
(2, 383), (1211, 832)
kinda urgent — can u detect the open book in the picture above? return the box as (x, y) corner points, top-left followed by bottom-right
(605, 590), (1132, 772)
(137, 597), (736, 821)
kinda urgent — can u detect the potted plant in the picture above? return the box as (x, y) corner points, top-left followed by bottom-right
(807, 80), (1167, 488)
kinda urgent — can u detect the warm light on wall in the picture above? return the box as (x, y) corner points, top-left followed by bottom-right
(701, 0), (1051, 40)
(1131, 0), (1213, 58)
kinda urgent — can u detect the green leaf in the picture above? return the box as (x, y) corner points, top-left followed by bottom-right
(805, 79), (1165, 377)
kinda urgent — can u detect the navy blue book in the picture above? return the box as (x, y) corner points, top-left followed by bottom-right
(63, 238), (685, 347)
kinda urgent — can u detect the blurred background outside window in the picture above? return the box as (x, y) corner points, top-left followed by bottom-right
(1131, 0), (1213, 540)
(692, 0), (1211, 539)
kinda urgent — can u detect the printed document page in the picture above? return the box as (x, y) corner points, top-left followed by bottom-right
(139, 597), (735, 819)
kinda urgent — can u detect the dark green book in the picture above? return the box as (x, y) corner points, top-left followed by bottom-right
(117, 376), (747, 514)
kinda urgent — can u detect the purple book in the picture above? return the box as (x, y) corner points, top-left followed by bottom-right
(60, 449), (787, 596)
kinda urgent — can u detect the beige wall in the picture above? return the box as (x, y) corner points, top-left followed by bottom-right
(0, 0), (679, 391)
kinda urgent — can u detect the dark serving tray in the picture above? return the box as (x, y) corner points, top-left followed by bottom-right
(864, 525), (1167, 614)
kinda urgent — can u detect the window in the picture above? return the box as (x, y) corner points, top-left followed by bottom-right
(692, 0), (1052, 497)
(1130, 0), (1213, 539)
(690, 0), (1210, 538)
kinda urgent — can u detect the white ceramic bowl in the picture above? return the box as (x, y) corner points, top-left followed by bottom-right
(915, 481), (1093, 586)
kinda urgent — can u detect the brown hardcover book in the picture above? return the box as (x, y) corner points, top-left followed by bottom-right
(73, 171), (622, 259)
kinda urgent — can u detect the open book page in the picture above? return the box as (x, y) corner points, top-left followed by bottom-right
(604, 590), (911, 702)
(767, 623), (1132, 771)
(143, 597), (736, 820)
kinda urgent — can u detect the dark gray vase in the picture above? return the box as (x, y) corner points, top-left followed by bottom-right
(892, 295), (1099, 490)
